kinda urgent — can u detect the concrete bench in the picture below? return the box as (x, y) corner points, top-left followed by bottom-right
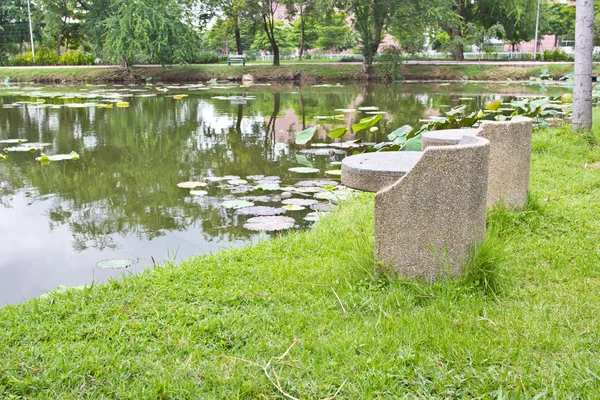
(422, 117), (532, 209)
(341, 135), (490, 281)
(227, 55), (246, 66)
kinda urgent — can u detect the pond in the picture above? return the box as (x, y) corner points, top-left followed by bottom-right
(0, 81), (567, 305)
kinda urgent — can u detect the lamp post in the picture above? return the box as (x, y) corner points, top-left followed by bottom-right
(533, 0), (541, 61)
(26, 0), (35, 65)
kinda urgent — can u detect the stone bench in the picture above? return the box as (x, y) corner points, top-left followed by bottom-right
(341, 135), (490, 281)
(227, 55), (246, 66)
(422, 117), (532, 209)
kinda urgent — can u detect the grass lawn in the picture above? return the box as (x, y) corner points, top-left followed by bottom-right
(2, 121), (600, 398)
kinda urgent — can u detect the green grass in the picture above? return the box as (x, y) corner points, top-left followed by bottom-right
(2, 121), (600, 398)
(0, 62), (595, 83)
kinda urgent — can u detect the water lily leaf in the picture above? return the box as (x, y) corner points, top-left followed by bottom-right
(190, 190), (208, 196)
(401, 135), (422, 151)
(293, 186), (324, 194)
(282, 198), (319, 206)
(334, 108), (356, 113)
(299, 148), (345, 155)
(324, 170), (342, 176)
(221, 200), (254, 209)
(282, 204), (305, 211)
(358, 106), (379, 111)
(173, 94), (188, 99)
(311, 202), (338, 212)
(388, 125), (412, 143)
(247, 175), (265, 181)
(96, 258), (134, 269)
(352, 114), (382, 133)
(445, 105), (467, 116)
(97, 104), (113, 109)
(327, 127), (348, 139)
(365, 111), (387, 115)
(0, 154), (6, 160)
(369, 127), (379, 132)
(296, 154), (313, 168)
(177, 181), (207, 189)
(295, 126), (317, 145)
(255, 183), (281, 191)
(243, 216), (295, 231)
(289, 167), (320, 174)
(236, 206), (286, 216)
(116, 102), (130, 108)
(484, 100), (502, 111)
(4, 146), (41, 152)
(561, 93), (573, 104)
(37, 151), (79, 162)
(228, 179), (248, 185)
(0, 139), (27, 144)
(205, 175), (240, 182)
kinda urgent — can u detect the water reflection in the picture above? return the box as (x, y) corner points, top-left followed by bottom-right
(0, 82), (564, 304)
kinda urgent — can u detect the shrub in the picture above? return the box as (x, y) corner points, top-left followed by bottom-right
(13, 47), (59, 66)
(377, 46), (404, 82)
(58, 51), (95, 65)
(339, 55), (362, 62)
(0, 53), (12, 66)
(192, 53), (221, 64)
(542, 49), (572, 62)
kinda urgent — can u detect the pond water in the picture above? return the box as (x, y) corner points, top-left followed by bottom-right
(0, 82), (566, 305)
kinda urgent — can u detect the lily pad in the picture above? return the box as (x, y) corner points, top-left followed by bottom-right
(324, 170), (342, 176)
(221, 200), (254, 209)
(0, 154), (6, 160)
(116, 102), (130, 107)
(0, 139), (27, 144)
(311, 202), (338, 212)
(177, 181), (207, 189)
(358, 106), (379, 111)
(295, 180), (339, 187)
(190, 190), (208, 196)
(282, 198), (319, 206)
(282, 204), (305, 211)
(206, 175), (240, 182)
(235, 206), (286, 216)
(295, 126), (318, 145)
(255, 183), (281, 191)
(247, 175), (265, 181)
(96, 258), (134, 269)
(243, 216), (295, 231)
(4, 146), (41, 152)
(36, 151), (80, 162)
(293, 186), (324, 194)
(289, 167), (320, 174)
(227, 179), (248, 185)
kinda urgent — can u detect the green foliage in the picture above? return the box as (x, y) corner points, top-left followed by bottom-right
(101, 0), (201, 66)
(376, 46), (404, 82)
(542, 49), (572, 62)
(58, 51), (95, 65)
(13, 47), (60, 66)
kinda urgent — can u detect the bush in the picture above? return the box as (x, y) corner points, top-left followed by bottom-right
(13, 47), (59, 66)
(58, 51), (95, 65)
(339, 55), (362, 62)
(0, 53), (12, 66)
(542, 49), (572, 62)
(377, 46), (404, 82)
(191, 53), (223, 64)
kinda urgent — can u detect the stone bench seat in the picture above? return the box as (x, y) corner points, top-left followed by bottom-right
(422, 117), (532, 209)
(341, 151), (422, 193)
(341, 136), (490, 281)
(227, 55), (246, 66)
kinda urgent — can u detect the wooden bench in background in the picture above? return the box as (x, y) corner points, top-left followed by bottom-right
(227, 55), (246, 66)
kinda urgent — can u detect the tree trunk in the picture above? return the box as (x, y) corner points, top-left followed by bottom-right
(299, 18), (305, 60)
(450, 26), (464, 61)
(573, 0), (595, 131)
(236, 104), (243, 132)
(120, 55), (128, 69)
(362, 55), (374, 77)
(56, 35), (63, 54)
(234, 17), (243, 55)
(272, 41), (280, 66)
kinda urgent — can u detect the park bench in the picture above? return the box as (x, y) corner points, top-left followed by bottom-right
(342, 135), (490, 281)
(227, 55), (246, 66)
(340, 117), (533, 281)
(421, 116), (532, 210)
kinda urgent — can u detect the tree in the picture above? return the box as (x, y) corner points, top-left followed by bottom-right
(85, 0), (200, 67)
(284, 0), (319, 60)
(37, 0), (86, 53)
(251, 20), (292, 53)
(258, 0), (282, 66)
(573, 0), (595, 131)
(544, 2), (575, 48)
(315, 12), (355, 52)
(0, 0), (35, 54)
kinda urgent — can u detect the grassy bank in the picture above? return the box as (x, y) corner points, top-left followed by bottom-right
(0, 63), (596, 84)
(2, 123), (600, 398)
